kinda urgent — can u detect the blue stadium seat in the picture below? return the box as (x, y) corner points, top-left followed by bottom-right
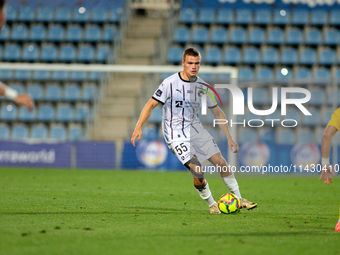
(3, 44), (21, 61)
(173, 27), (190, 44)
(204, 47), (222, 65)
(315, 68), (330, 83)
(281, 48), (297, 65)
(91, 9), (108, 23)
(256, 67), (273, 79)
(84, 25), (101, 42)
(286, 28), (303, 45)
(303, 108), (320, 127)
(224, 47), (241, 65)
(96, 45), (110, 63)
(167, 46), (183, 64)
(36, 7), (53, 22)
(37, 104), (55, 121)
(50, 125), (67, 140)
(262, 47), (279, 65)
(273, 9), (290, 25)
(6, 6), (17, 22)
(29, 24), (46, 42)
(330, 10), (340, 25)
(27, 84), (44, 100)
(322, 109), (333, 125)
(52, 71), (68, 81)
(310, 10), (327, 26)
(216, 9), (233, 24)
(1, 104), (17, 121)
(108, 9), (121, 23)
(148, 106), (162, 124)
(299, 48), (316, 65)
(55, 8), (71, 22)
(64, 85), (80, 101)
(10, 83), (25, 94)
(56, 105), (74, 122)
(45, 85), (62, 101)
(292, 9), (309, 25)
(14, 70), (31, 80)
(236, 9), (252, 24)
(285, 108), (302, 124)
(230, 27), (246, 44)
(238, 128), (257, 143)
(198, 8), (215, 24)
(0, 124), (10, 140)
(297, 130), (314, 143)
(259, 128), (275, 143)
(18, 106), (36, 122)
(59, 45), (76, 62)
(40, 44), (58, 62)
(102, 26), (117, 42)
(83, 85), (97, 101)
(210, 27), (227, 44)
(254, 9), (271, 25)
(319, 48), (335, 66)
(305, 28), (321, 45)
(250, 88), (268, 105)
(191, 27), (209, 44)
(324, 29), (339, 46)
(199, 73), (216, 81)
(69, 125), (82, 141)
(66, 25), (83, 42)
(89, 72), (100, 81)
(248, 28), (265, 45)
(239, 67), (254, 80)
(22, 44), (39, 62)
(33, 70), (50, 81)
(309, 88), (325, 106)
(179, 8), (196, 24)
(276, 67), (292, 81)
(0, 24), (10, 41)
(70, 71), (87, 81)
(12, 124), (29, 140)
(31, 125), (48, 139)
(77, 45), (95, 63)
(73, 7), (89, 23)
(0, 70), (13, 80)
(267, 28), (284, 45)
(18, 6), (34, 22)
(243, 47), (260, 65)
(295, 67), (311, 79)
(75, 104), (89, 122)
(47, 24), (65, 42)
(11, 24), (28, 41)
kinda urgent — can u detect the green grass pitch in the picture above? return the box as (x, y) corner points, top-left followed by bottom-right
(0, 167), (339, 255)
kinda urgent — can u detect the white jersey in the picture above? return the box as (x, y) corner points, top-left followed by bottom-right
(152, 72), (217, 143)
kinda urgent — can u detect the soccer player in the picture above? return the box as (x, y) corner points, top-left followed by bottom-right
(0, 0), (34, 110)
(131, 48), (257, 214)
(319, 108), (339, 185)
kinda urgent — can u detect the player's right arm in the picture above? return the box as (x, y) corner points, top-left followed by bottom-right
(131, 98), (159, 147)
(0, 82), (34, 111)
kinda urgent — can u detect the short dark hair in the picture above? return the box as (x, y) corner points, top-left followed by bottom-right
(0, 0), (5, 9)
(182, 47), (201, 61)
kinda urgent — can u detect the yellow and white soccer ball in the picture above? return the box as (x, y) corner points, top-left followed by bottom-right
(217, 193), (241, 214)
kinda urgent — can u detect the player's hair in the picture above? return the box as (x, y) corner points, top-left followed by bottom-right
(0, 0), (4, 9)
(182, 47), (201, 62)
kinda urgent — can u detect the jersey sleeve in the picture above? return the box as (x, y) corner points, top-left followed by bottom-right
(327, 108), (340, 130)
(207, 87), (217, 108)
(152, 81), (169, 104)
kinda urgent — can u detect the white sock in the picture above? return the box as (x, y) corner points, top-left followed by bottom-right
(195, 182), (216, 207)
(221, 173), (241, 199)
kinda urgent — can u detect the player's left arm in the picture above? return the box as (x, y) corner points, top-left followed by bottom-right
(320, 125), (337, 184)
(209, 106), (239, 153)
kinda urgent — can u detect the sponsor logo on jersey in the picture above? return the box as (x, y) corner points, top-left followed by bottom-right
(175, 101), (183, 107)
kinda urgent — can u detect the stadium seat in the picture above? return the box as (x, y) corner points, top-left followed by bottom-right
(11, 24), (28, 41)
(18, 106), (36, 122)
(297, 130), (315, 143)
(199, 73), (216, 81)
(286, 28), (303, 45)
(64, 85), (80, 101)
(322, 109), (333, 125)
(305, 28), (322, 45)
(216, 9), (233, 25)
(75, 104), (89, 122)
(235, 9), (252, 25)
(210, 27), (227, 44)
(198, 8), (215, 24)
(66, 25), (83, 42)
(295, 67), (311, 79)
(281, 48), (297, 65)
(0, 124), (10, 139)
(0, 70), (13, 80)
(0, 24), (10, 41)
(45, 85), (62, 101)
(330, 10), (340, 25)
(40, 44), (58, 62)
(27, 84), (44, 100)
(31, 125), (48, 139)
(204, 47), (222, 65)
(239, 67), (254, 80)
(70, 71), (87, 81)
(6, 6), (17, 22)
(324, 29), (340, 46)
(89, 72), (100, 81)
(14, 70), (31, 80)
(12, 124), (29, 140)
(259, 128), (275, 143)
(84, 25), (101, 42)
(173, 27), (190, 44)
(303, 108), (320, 127)
(292, 9), (309, 25)
(33, 70), (50, 81)
(52, 71), (68, 81)
(102, 26), (117, 42)
(238, 128), (257, 143)
(36, 7), (53, 22)
(109, 8), (121, 23)
(73, 7), (89, 23)
(37, 104), (55, 121)
(9, 83), (25, 94)
(262, 47), (279, 65)
(167, 46), (183, 64)
(242, 47), (260, 65)
(18, 6), (34, 22)
(248, 28), (265, 45)
(50, 125), (67, 140)
(47, 24), (65, 42)
(254, 9), (271, 25)
(179, 8), (196, 24)
(249, 88), (268, 105)
(55, 8), (71, 22)
(22, 44), (39, 62)
(309, 88), (325, 106)
(83, 85), (97, 101)
(191, 27), (209, 44)
(229, 27), (246, 44)
(59, 45), (76, 62)
(310, 10), (327, 26)
(277, 129), (295, 144)
(69, 125), (82, 141)
(256, 67), (273, 79)
(315, 68), (330, 80)
(245, 109), (261, 122)
(267, 28), (284, 45)
(56, 104), (74, 122)
(224, 47), (241, 65)
(77, 45), (95, 63)
(273, 9), (290, 25)
(29, 24), (46, 42)
(318, 48), (335, 66)
(1, 104), (17, 121)
(91, 8), (108, 23)
(148, 106), (162, 124)
(276, 67), (292, 81)
(96, 45), (110, 63)
(299, 48), (316, 65)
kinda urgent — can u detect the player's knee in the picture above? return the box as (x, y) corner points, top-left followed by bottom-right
(184, 155), (201, 170)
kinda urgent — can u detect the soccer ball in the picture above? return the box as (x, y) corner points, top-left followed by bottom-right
(218, 193), (241, 214)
